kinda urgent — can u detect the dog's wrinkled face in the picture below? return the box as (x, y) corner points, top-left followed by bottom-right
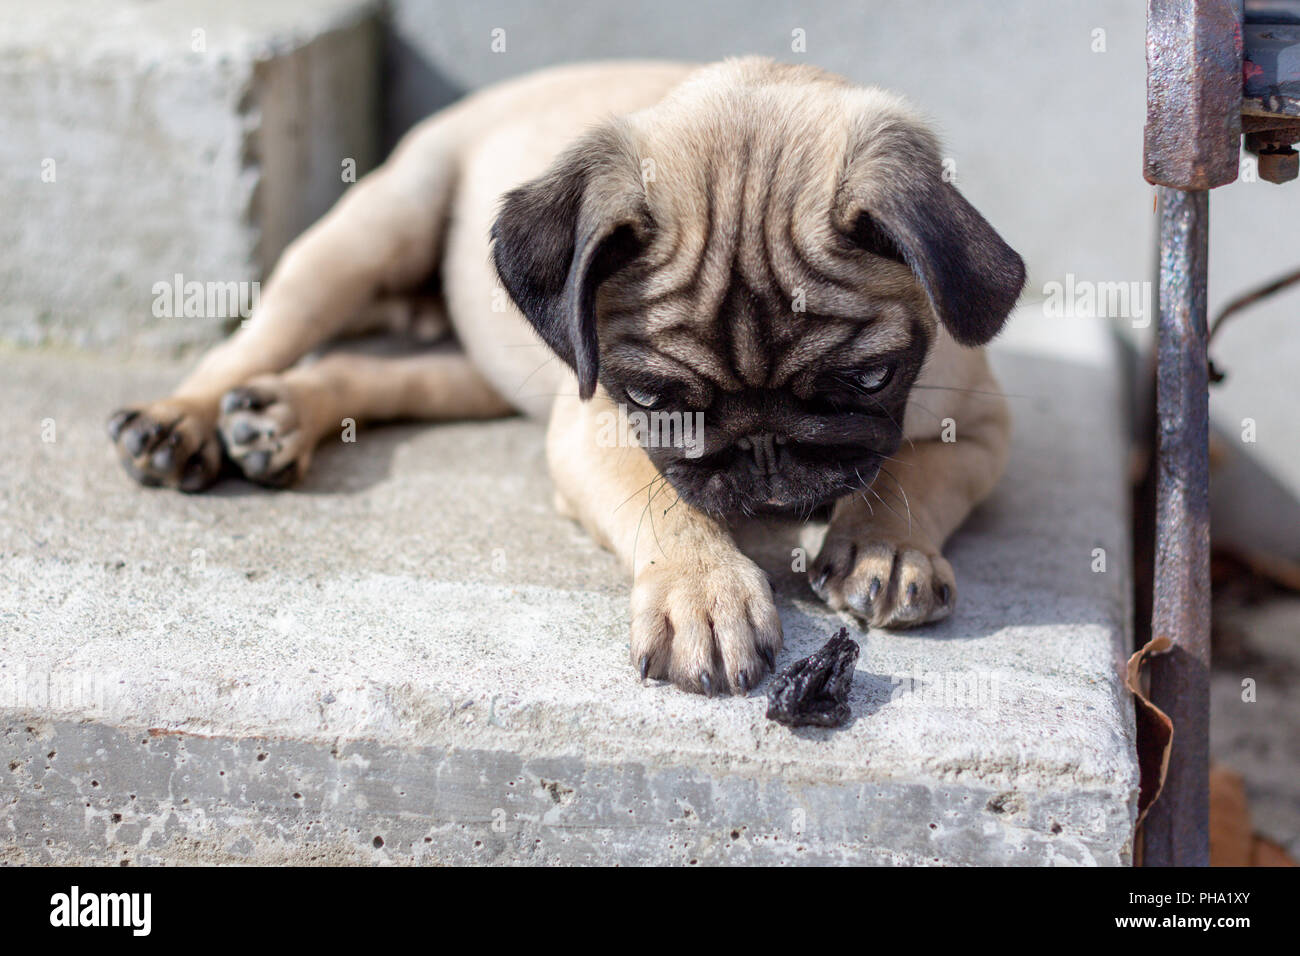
(604, 307), (931, 518)
(492, 58), (1025, 518)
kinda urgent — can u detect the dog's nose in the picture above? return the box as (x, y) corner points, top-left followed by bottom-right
(736, 432), (786, 475)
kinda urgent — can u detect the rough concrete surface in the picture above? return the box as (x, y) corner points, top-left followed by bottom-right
(0, 0), (380, 354)
(0, 314), (1139, 865)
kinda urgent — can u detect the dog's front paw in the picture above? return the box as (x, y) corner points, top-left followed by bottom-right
(810, 535), (955, 628)
(630, 553), (783, 696)
(107, 399), (222, 492)
(217, 377), (320, 488)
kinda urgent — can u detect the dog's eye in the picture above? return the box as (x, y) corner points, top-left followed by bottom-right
(854, 364), (894, 393)
(624, 385), (660, 408)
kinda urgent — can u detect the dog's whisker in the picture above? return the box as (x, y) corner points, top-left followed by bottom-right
(645, 475), (672, 558)
(911, 384), (1029, 400)
(513, 354), (560, 397)
(850, 387), (916, 452)
(615, 473), (667, 513)
(869, 481), (909, 532)
(630, 477), (662, 569)
(876, 452), (915, 468)
(880, 467), (913, 537)
(900, 397), (943, 422)
(634, 474), (670, 542)
(854, 466), (876, 517)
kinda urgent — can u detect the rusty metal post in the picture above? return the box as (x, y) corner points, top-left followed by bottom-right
(1139, 0), (1239, 869)
(1143, 188), (1212, 867)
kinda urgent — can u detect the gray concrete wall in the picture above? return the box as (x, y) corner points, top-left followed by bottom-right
(0, 0), (381, 354)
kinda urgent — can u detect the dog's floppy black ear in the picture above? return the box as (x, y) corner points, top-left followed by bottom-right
(835, 121), (1025, 346)
(491, 124), (649, 399)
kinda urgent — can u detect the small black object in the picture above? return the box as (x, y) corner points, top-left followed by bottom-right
(765, 628), (860, 728)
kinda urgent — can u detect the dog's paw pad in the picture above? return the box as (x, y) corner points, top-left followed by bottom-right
(810, 538), (955, 628)
(217, 378), (312, 488)
(107, 400), (221, 492)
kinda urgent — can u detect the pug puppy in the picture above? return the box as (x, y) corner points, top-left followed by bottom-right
(108, 58), (1024, 696)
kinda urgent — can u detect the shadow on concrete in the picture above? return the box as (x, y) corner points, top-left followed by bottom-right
(204, 423), (419, 499)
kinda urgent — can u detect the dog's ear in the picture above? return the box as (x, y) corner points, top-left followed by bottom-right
(834, 118), (1025, 346)
(491, 123), (649, 400)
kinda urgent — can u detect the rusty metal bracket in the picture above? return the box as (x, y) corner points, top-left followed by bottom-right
(1144, 0), (1245, 189)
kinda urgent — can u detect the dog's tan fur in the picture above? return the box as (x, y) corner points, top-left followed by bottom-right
(109, 58), (1020, 696)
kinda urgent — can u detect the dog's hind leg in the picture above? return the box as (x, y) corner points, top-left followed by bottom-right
(215, 349), (514, 487)
(107, 108), (472, 491)
(340, 292), (452, 344)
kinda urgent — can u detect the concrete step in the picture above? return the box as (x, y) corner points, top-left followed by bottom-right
(0, 0), (381, 354)
(0, 313), (1139, 865)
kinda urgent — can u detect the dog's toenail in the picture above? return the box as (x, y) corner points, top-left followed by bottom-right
(133, 468), (163, 488)
(812, 566), (832, 594)
(123, 422), (160, 458)
(938, 583), (951, 605)
(906, 582), (919, 605)
(228, 420), (261, 445)
(179, 451), (213, 493)
(222, 389), (265, 414)
(761, 646), (775, 670)
(868, 577), (881, 602)
(737, 670), (750, 693)
(262, 460), (300, 489)
(107, 409), (137, 440)
(639, 655), (650, 681)
(243, 449), (271, 475)
(700, 673), (714, 697)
